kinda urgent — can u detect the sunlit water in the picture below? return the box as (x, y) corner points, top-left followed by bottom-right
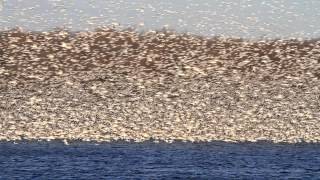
(0, 0), (320, 39)
(1, 141), (320, 179)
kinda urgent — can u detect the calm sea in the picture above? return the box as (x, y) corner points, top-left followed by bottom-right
(1, 141), (320, 179)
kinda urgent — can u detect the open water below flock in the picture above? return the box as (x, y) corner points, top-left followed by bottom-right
(1, 141), (320, 179)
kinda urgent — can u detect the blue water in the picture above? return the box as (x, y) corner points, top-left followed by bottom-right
(1, 141), (320, 179)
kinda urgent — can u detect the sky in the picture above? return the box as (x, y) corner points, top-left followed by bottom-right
(1, 0), (320, 39)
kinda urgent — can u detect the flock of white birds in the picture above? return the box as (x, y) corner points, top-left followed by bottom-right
(0, 28), (319, 144)
(0, 0), (320, 144)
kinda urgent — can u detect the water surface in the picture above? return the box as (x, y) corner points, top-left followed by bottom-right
(1, 141), (320, 179)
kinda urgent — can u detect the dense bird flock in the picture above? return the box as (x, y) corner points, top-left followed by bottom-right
(0, 28), (320, 143)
